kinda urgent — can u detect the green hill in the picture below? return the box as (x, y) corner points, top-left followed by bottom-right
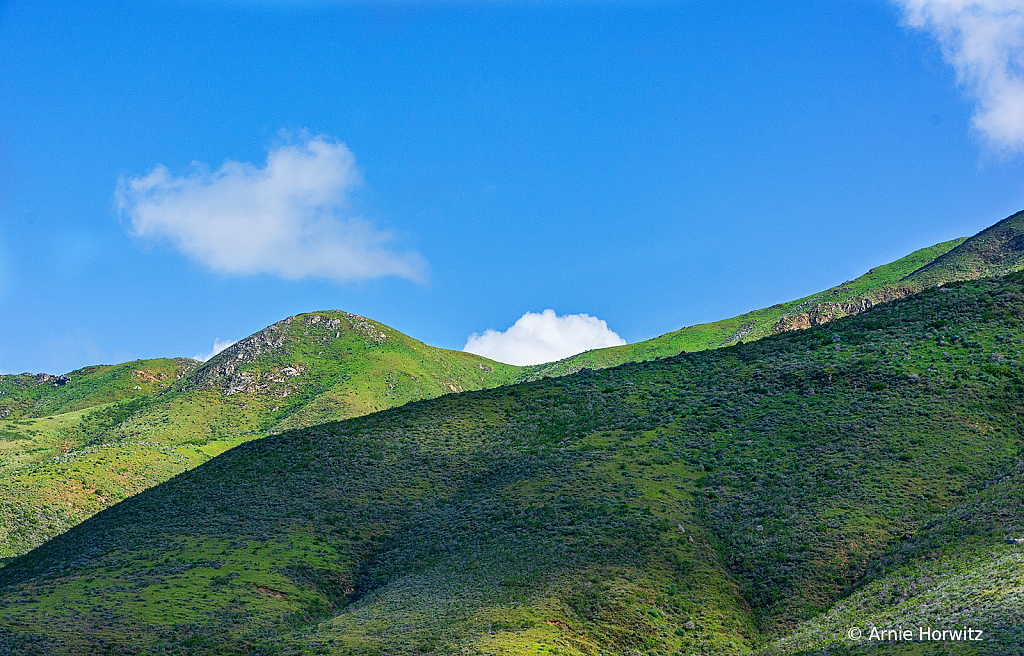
(525, 237), (966, 379)
(106, 309), (524, 443)
(534, 209), (1024, 380)
(904, 208), (1024, 288)
(0, 312), (521, 559)
(1, 272), (1022, 655)
(0, 236), (958, 562)
(0, 358), (194, 421)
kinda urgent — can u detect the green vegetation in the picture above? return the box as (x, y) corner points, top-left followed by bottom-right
(1, 271), (1023, 654)
(529, 210), (1024, 377)
(4, 210), (1024, 654)
(0, 358), (191, 421)
(5, 210), (1024, 566)
(0, 231), (968, 564)
(0, 313), (522, 558)
(523, 237), (968, 379)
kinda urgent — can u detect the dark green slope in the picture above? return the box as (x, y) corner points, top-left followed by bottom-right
(2, 274), (1023, 655)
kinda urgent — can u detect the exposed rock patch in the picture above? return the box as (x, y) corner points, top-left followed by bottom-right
(770, 287), (916, 335)
(338, 312), (388, 344)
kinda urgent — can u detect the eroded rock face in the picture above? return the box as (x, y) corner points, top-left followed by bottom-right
(770, 287), (917, 335)
(223, 365), (308, 397)
(189, 321), (291, 389)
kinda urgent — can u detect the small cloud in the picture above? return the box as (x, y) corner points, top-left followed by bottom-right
(116, 134), (427, 282)
(464, 309), (627, 366)
(195, 338), (237, 363)
(897, 0), (1024, 152)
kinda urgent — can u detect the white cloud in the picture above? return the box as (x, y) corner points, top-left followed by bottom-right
(463, 309), (627, 366)
(195, 338), (237, 363)
(897, 0), (1024, 151)
(116, 135), (427, 282)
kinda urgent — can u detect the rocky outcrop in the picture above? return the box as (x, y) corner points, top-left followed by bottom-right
(729, 322), (758, 343)
(770, 286), (918, 335)
(132, 370), (168, 383)
(223, 365), (307, 397)
(338, 312), (388, 344)
(188, 320), (292, 389)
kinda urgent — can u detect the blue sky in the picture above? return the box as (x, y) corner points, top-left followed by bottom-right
(1, 0), (1023, 372)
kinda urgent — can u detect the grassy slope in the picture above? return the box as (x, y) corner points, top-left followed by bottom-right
(0, 358), (193, 420)
(108, 310), (524, 445)
(528, 206), (1024, 379)
(522, 238), (965, 380)
(0, 312), (522, 559)
(904, 208), (1024, 288)
(1, 274), (1023, 655)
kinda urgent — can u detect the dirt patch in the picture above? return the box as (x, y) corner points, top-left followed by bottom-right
(254, 585), (288, 599)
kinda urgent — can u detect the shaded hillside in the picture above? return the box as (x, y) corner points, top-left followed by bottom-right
(0, 312), (521, 559)
(1, 274), (1022, 655)
(3, 209), (1023, 567)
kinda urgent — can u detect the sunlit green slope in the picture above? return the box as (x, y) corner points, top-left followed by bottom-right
(0, 358), (193, 421)
(107, 309), (524, 444)
(525, 237), (965, 379)
(531, 209), (1024, 380)
(2, 274), (1022, 655)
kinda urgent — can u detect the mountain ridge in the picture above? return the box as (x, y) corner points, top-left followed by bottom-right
(2, 208), (1024, 573)
(1, 269), (1023, 654)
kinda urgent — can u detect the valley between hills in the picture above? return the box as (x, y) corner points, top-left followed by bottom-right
(1, 211), (1024, 654)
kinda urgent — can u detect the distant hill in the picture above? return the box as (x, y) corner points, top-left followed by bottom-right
(525, 237), (965, 378)
(531, 209), (1024, 379)
(108, 309), (523, 442)
(0, 358), (193, 421)
(1, 270), (1022, 655)
(0, 311), (520, 558)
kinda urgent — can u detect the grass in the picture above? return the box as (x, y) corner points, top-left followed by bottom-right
(524, 236), (969, 379)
